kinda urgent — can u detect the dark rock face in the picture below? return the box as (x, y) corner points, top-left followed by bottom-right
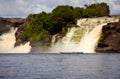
(0, 17), (25, 35)
(15, 22), (28, 46)
(96, 22), (120, 53)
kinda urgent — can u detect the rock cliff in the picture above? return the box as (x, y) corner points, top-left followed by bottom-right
(0, 17), (25, 35)
(96, 21), (120, 53)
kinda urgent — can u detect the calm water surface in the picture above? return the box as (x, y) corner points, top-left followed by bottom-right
(0, 53), (120, 79)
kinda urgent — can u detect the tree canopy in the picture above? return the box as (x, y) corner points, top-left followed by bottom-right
(83, 2), (109, 17)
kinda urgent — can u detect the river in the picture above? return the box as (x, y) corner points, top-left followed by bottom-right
(0, 53), (120, 79)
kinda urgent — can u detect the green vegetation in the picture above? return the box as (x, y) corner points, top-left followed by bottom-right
(20, 2), (110, 42)
(51, 5), (75, 30)
(74, 7), (84, 18)
(20, 12), (50, 42)
(83, 2), (109, 17)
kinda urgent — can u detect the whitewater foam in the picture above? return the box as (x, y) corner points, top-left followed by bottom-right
(0, 28), (31, 53)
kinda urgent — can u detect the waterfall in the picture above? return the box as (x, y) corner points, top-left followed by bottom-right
(50, 17), (119, 53)
(0, 17), (119, 53)
(78, 23), (106, 53)
(0, 28), (31, 53)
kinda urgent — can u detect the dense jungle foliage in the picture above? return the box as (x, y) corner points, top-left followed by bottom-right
(20, 2), (110, 42)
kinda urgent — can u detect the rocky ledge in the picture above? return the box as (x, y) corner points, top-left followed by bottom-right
(0, 17), (25, 35)
(96, 22), (120, 53)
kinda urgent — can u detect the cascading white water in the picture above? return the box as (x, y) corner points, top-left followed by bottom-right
(50, 17), (119, 53)
(0, 17), (119, 53)
(0, 28), (31, 53)
(78, 23), (107, 53)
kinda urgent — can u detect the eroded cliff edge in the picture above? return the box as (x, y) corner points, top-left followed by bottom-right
(0, 17), (25, 35)
(96, 21), (120, 53)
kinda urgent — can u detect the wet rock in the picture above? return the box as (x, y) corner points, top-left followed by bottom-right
(97, 43), (109, 48)
(96, 22), (120, 53)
